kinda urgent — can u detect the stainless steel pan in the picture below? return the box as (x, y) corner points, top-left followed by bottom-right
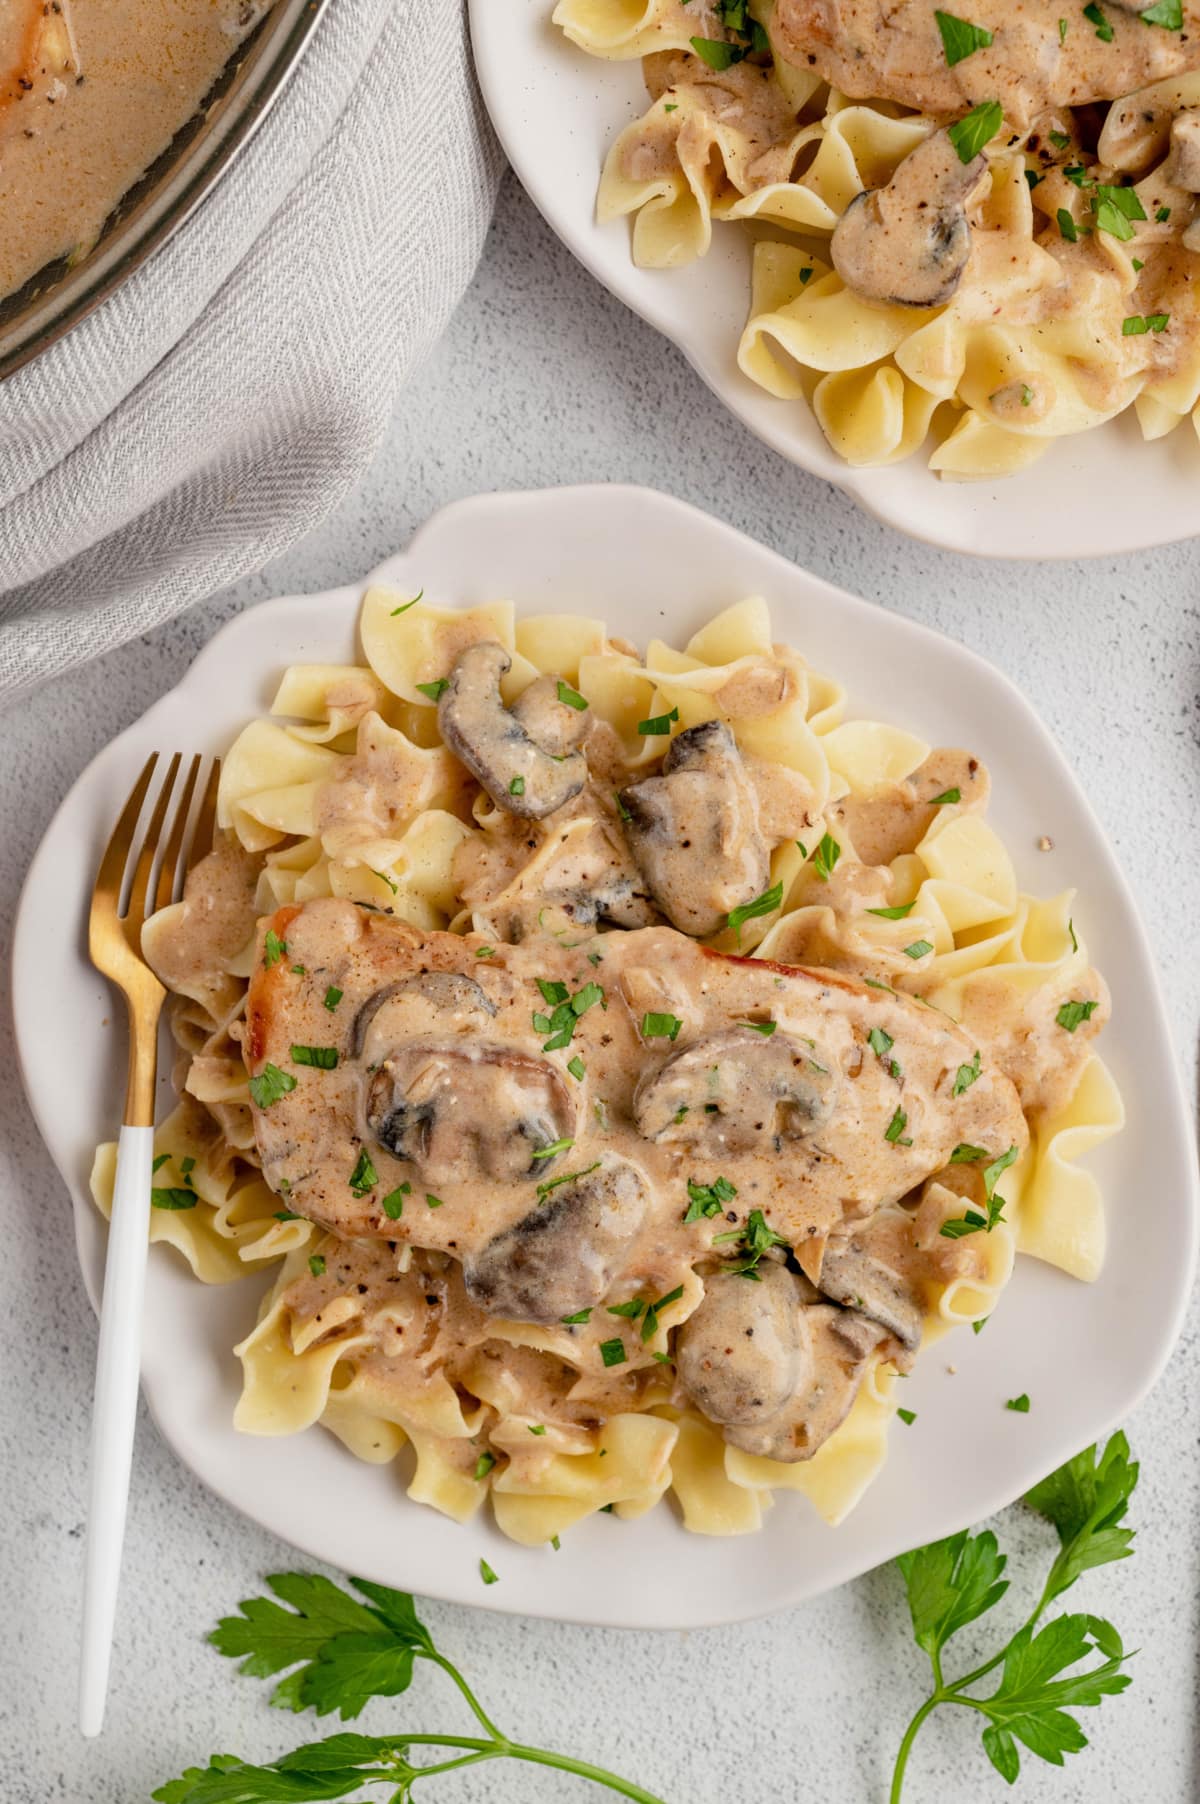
(0, 0), (332, 382)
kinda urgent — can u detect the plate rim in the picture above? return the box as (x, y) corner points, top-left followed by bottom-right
(14, 481), (1199, 1629)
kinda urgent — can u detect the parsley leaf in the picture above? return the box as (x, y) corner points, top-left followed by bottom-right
(249, 1064), (297, 1110)
(810, 831), (841, 881)
(263, 929), (287, 967)
(1056, 998), (1099, 1031)
(725, 879), (783, 942)
(683, 1174), (737, 1222)
(948, 99), (1002, 163)
(952, 1049), (982, 1095)
(555, 679), (588, 711)
(636, 706), (679, 736)
(641, 1011), (682, 1041)
(935, 11), (993, 65)
(867, 900), (917, 920)
(291, 1045), (338, 1070)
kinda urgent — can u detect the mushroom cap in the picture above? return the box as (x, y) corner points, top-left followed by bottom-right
(675, 1262), (812, 1427)
(633, 1025), (839, 1153)
(438, 641), (588, 819)
(816, 1235), (923, 1351)
(352, 972), (497, 1061)
(831, 127), (987, 308)
(618, 719), (771, 937)
(722, 1304), (888, 1462)
(462, 1156), (651, 1324)
(365, 1042), (575, 1187)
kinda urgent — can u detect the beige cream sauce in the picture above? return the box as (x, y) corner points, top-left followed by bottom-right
(0, 0), (269, 300)
(775, 0), (1200, 130)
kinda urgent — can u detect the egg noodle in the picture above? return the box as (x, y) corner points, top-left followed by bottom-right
(91, 588), (1121, 1544)
(554, 0), (1200, 477)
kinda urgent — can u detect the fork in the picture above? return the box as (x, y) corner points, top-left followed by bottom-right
(80, 751), (220, 1737)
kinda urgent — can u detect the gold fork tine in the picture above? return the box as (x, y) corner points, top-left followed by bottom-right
(91, 754), (159, 930)
(124, 753), (181, 930)
(152, 754), (202, 914)
(187, 757), (221, 876)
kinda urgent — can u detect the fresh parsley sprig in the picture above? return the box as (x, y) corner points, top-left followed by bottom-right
(889, 1432), (1137, 1800)
(155, 1572), (666, 1803)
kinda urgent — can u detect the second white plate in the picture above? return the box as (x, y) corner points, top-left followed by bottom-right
(470, 1), (1200, 560)
(13, 486), (1196, 1627)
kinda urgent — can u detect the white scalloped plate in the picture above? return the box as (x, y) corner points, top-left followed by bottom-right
(469, 0), (1200, 560)
(13, 486), (1197, 1627)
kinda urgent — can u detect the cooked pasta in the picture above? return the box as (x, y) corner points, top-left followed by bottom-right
(91, 585), (1121, 1543)
(554, 0), (1200, 477)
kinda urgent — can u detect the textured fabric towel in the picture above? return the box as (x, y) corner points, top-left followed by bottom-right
(0, 0), (503, 697)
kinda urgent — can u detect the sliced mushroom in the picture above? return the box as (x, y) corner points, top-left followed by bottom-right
(1168, 110), (1200, 191)
(512, 674), (592, 758)
(352, 972), (496, 1060)
(633, 1026), (838, 1153)
(463, 1157), (650, 1324)
(438, 643), (587, 819)
(831, 128), (987, 308)
(675, 1263), (812, 1428)
(365, 1044), (574, 1187)
(722, 1305), (888, 1463)
(618, 720), (770, 937)
(816, 1236), (922, 1352)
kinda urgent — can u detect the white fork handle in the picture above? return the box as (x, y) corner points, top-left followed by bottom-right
(79, 1122), (153, 1738)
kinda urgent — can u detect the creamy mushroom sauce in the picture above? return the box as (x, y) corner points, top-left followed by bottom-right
(0, 0), (273, 302)
(144, 636), (1110, 1480)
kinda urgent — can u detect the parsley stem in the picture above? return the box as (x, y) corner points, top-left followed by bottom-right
(501, 1741), (669, 1802)
(889, 1693), (942, 1804)
(426, 1650), (504, 1740)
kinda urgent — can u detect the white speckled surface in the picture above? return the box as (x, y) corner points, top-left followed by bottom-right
(4, 175), (1199, 1803)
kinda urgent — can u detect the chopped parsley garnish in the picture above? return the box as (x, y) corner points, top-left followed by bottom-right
(1083, 2), (1113, 40)
(249, 1063), (296, 1109)
(567, 1055), (586, 1082)
(152, 1152), (170, 1173)
(1056, 998), (1099, 1031)
(929, 787), (961, 805)
(479, 1560), (499, 1586)
(308, 1255), (326, 1277)
(528, 1425), (547, 1436)
(273, 1210), (300, 1221)
(972, 1316), (988, 1334)
(151, 1186), (198, 1211)
(948, 100), (1002, 164)
(903, 940), (934, 960)
(263, 929), (287, 967)
(425, 1193), (444, 1209)
(641, 1285), (684, 1343)
(291, 965), (306, 976)
(1122, 313), (1169, 334)
(885, 1106), (912, 1146)
(1156, 205), (1172, 222)
(614, 790), (632, 822)
(323, 986), (343, 1011)
(532, 1137), (574, 1161)
(474, 1451), (496, 1481)
(556, 679), (588, 711)
(725, 879), (783, 941)
(598, 1338), (627, 1368)
(641, 1011), (683, 1040)
(684, 1174), (737, 1222)
(291, 1044), (338, 1070)
(475, 945), (495, 959)
(811, 832), (841, 881)
(389, 590), (423, 615)
(722, 1208), (790, 1278)
(1069, 917), (1078, 952)
(381, 1183), (410, 1220)
(537, 1161), (601, 1202)
(415, 679), (449, 702)
(606, 1297), (646, 1320)
(636, 706), (679, 737)
(509, 776), (525, 797)
(939, 1150), (1016, 1239)
(952, 1049), (982, 1096)
(868, 1026), (894, 1060)
(1049, 130), (1071, 150)
(1094, 184), (1146, 241)
(897, 1407), (918, 1426)
(738, 1019), (776, 1036)
(867, 900), (917, 920)
(371, 867), (398, 894)
(1006, 1393), (1032, 1413)
(349, 1150), (378, 1197)
(538, 978), (569, 1006)
(934, 11), (993, 65)
(1141, 0), (1183, 25)
(950, 1142), (989, 1163)
(1057, 207), (1079, 243)
(983, 1145), (1019, 1198)
(533, 977), (605, 1052)
(561, 1307), (592, 1325)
